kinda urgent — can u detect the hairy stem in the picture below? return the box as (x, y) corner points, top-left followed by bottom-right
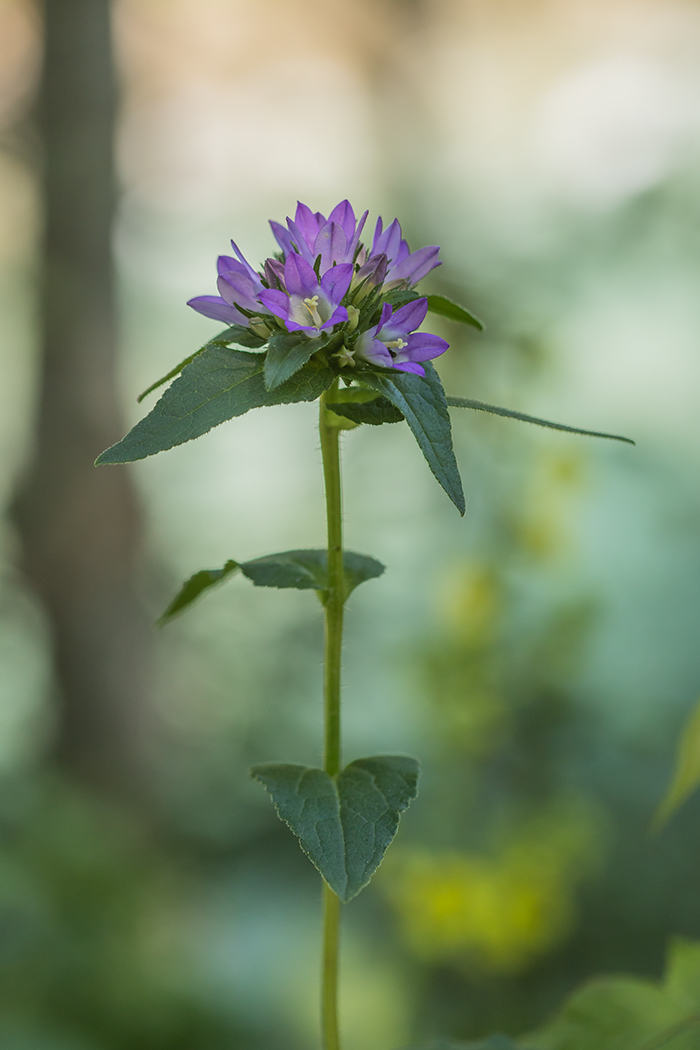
(319, 386), (345, 1050)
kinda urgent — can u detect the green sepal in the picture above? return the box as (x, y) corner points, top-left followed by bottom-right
(328, 395), (404, 426)
(159, 549), (385, 623)
(136, 325), (267, 403)
(158, 561), (239, 625)
(360, 362), (465, 514)
(426, 294), (483, 331)
(251, 755), (419, 902)
(446, 397), (635, 445)
(96, 348), (335, 465)
(264, 332), (326, 390)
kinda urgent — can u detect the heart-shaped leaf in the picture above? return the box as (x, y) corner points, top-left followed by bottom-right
(251, 755), (419, 902)
(158, 549), (385, 623)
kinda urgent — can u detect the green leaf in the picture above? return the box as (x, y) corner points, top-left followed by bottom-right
(96, 347), (335, 465)
(158, 550), (385, 624)
(426, 294), (483, 331)
(653, 697), (700, 830)
(361, 363), (465, 514)
(251, 755), (419, 902)
(136, 326), (267, 403)
(264, 332), (325, 390)
(158, 561), (239, 625)
(327, 396), (405, 426)
(241, 549), (385, 601)
(446, 397), (635, 445)
(212, 323), (268, 349)
(526, 938), (700, 1050)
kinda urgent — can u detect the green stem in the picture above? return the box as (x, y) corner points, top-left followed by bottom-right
(319, 386), (345, 1050)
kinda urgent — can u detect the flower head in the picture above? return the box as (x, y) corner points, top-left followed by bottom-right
(186, 199), (449, 376)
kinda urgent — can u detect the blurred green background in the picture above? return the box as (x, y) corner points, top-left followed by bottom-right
(2, 0), (700, 1047)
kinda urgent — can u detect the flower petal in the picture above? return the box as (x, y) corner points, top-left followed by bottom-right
(314, 221), (348, 271)
(328, 200), (356, 244)
(294, 201), (325, 246)
(270, 220), (293, 257)
(257, 288), (291, 321)
(229, 239), (261, 284)
(398, 332), (449, 362)
(320, 262), (353, 304)
(388, 245), (441, 284)
(187, 296), (248, 325)
(383, 297), (428, 335)
(284, 252), (318, 297)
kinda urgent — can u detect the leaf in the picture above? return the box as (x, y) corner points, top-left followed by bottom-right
(526, 938), (700, 1050)
(158, 561), (239, 625)
(158, 550), (385, 624)
(251, 755), (419, 902)
(446, 397), (635, 446)
(653, 697), (700, 830)
(426, 294), (483, 331)
(212, 323), (268, 349)
(241, 549), (385, 602)
(264, 332), (325, 390)
(136, 326), (267, 403)
(361, 362), (465, 514)
(328, 396), (405, 426)
(96, 347), (335, 465)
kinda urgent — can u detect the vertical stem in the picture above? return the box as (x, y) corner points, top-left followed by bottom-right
(319, 386), (344, 1050)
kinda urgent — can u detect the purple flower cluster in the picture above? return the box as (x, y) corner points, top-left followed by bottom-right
(188, 200), (449, 376)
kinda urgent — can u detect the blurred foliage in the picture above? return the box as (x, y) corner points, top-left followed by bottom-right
(0, 775), (244, 1050)
(527, 939), (700, 1050)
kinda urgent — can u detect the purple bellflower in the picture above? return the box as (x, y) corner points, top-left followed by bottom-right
(187, 199), (450, 376)
(355, 299), (448, 376)
(258, 252), (352, 335)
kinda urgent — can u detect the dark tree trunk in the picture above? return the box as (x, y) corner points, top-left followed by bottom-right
(13, 0), (151, 799)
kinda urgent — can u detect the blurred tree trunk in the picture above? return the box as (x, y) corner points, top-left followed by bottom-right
(13, 0), (151, 799)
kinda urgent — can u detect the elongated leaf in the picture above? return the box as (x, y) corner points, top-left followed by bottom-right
(361, 363), (465, 514)
(251, 755), (419, 901)
(264, 332), (324, 390)
(653, 697), (700, 830)
(158, 561), (239, 625)
(328, 396), (404, 426)
(446, 396), (635, 445)
(97, 347), (335, 465)
(426, 294), (483, 331)
(526, 938), (700, 1050)
(158, 550), (384, 624)
(423, 294), (484, 329)
(137, 325), (267, 403)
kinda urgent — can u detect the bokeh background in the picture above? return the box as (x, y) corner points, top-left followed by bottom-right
(2, 1), (700, 1047)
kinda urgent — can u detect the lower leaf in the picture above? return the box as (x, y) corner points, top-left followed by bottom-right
(251, 755), (420, 902)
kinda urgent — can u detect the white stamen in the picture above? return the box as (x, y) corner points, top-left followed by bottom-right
(302, 295), (323, 327)
(385, 337), (408, 351)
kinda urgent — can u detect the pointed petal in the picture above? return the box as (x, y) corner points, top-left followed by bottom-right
(270, 220), (293, 257)
(294, 202), (324, 248)
(393, 361), (425, 375)
(284, 251), (318, 297)
(229, 239), (260, 284)
(257, 288), (291, 322)
(399, 332), (449, 362)
(286, 219), (316, 265)
(385, 298), (428, 335)
(187, 296), (248, 325)
(328, 199), (356, 243)
(314, 221), (348, 271)
(264, 257), (286, 290)
(388, 245), (441, 284)
(320, 261), (353, 304)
